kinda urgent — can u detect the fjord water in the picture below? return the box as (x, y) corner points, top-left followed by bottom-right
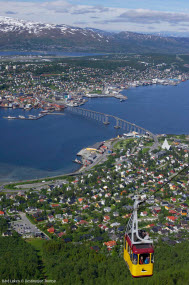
(0, 51), (104, 57)
(86, 82), (189, 135)
(0, 82), (188, 182)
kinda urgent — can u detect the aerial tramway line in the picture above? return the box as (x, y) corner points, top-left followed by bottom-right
(124, 165), (188, 278)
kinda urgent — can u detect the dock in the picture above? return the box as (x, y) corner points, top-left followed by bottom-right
(3, 114), (47, 120)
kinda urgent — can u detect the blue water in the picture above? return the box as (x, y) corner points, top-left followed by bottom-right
(0, 81), (188, 182)
(0, 51), (104, 57)
(85, 82), (189, 135)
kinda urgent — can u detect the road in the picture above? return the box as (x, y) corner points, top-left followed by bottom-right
(149, 140), (160, 152)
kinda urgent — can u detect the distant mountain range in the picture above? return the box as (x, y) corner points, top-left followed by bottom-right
(1, 16), (189, 54)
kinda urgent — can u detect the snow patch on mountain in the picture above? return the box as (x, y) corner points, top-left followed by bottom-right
(0, 17), (110, 44)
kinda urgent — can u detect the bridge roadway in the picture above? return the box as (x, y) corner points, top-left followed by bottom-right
(48, 106), (158, 143)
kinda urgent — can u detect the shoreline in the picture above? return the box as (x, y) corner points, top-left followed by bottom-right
(0, 80), (189, 184)
(1, 77), (188, 112)
(1, 132), (188, 187)
(0, 136), (120, 186)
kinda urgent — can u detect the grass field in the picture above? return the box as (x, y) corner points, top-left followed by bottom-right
(114, 138), (134, 150)
(27, 238), (45, 252)
(142, 147), (150, 154)
(27, 238), (47, 279)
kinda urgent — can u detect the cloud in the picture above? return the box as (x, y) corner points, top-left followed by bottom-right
(71, 5), (110, 15)
(41, 0), (72, 13)
(74, 21), (88, 25)
(5, 11), (17, 15)
(0, 1), (189, 33)
(71, 8), (95, 15)
(102, 9), (189, 25)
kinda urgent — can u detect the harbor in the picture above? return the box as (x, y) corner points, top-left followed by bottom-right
(2, 109), (56, 120)
(85, 92), (127, 101)
(0, 81), (188, 182)
(75, 140), (112, 169)
(3, 114), (48, 120)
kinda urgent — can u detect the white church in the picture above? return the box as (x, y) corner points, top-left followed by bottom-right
(162, 139), (171, 150)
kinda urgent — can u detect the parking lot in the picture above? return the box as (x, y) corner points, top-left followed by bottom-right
(11, 212), (48, 239)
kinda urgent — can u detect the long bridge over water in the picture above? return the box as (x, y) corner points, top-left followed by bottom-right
(49, 106), (158, 143)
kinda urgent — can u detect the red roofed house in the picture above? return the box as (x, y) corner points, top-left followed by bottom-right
(98, 224), (108, 231)
(77, 220), (88, 225)
(51, 204), (60, 208)
(83, 205), (89, 209)
(62, 219), (69, 224)
(47, 227), (55, 234)
(153, 207), (161, 214)
(166, 216), (178, 222)
(0, 211), (5, 215)
(169, 210), (177, 214)
(103, 215), (110, 222)
(78, 198), (83, 203)
(92, 195), (98, 200)
(140, 211), (148, 217)
(146, 224), (155, 228)
(39, 199), (45, 203)
(104, 240), (116, 250)
(171, 197), (176, 203)
(57, 232), (66, 238)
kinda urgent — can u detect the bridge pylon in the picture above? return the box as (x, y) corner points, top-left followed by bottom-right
(103, 115), (110, 125)
(65, 106), (157, 142)
(114, 118), (120, 129)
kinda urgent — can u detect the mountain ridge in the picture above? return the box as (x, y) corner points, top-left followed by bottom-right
(1, 16), (189, 54)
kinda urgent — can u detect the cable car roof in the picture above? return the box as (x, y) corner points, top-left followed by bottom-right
(125, 234), (154, 254)
(132, 244), (154, 254)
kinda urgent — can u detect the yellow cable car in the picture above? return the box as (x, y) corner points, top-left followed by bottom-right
(124, 196), (154, 277)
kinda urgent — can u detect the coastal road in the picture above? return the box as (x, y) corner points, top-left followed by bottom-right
(0, 183), (5, 192)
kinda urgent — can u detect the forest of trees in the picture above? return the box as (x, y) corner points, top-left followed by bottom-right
(0, 233), (188, 284)
(41, 240), (189, 285)
(0, 235), (41, 280)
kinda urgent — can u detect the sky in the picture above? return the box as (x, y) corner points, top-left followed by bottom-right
(1, 0), (189, 33)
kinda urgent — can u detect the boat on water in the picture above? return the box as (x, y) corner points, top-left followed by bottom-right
(3, 116), (16, 119)
(18, 115), (25, 119)
(73, 158), (83, 164)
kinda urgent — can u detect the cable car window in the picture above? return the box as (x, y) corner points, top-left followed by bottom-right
(128, 245), (131, 255)
(128, 246), (133, 261)
(132, 253), (138, 265)
(139, 254), (150, 264)
(151, 253), (154, 263)
(130, 249), (133, 261)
